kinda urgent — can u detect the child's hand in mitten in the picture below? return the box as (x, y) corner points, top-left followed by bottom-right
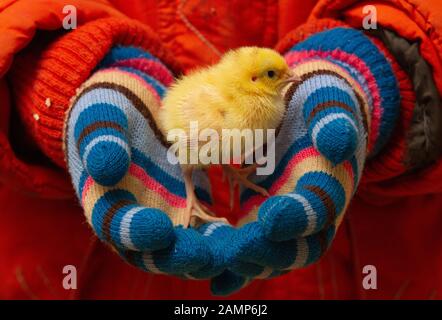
(65, 46), (229, 278)
(211, 27), (401, 295)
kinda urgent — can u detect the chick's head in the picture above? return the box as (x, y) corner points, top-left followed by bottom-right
(219, 47), (298, 97)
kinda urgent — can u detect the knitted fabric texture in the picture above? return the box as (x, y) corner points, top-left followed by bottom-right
(65, 27), (401, 295)
(275, 19), (416, 185)
(65, 45), (227, 277)
(10, 17), (181, 168)
(211, 27), (401, 295)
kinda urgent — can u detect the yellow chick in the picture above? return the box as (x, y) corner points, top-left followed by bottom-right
(159, 47), (299, 227)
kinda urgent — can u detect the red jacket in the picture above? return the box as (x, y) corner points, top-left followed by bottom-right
(0, 0), (441, 299)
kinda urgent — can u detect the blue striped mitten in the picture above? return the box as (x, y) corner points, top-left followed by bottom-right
(210, 27), (401, 295)
(65, 45), (231, 278)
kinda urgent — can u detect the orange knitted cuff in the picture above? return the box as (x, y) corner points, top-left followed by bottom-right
(9, 17), (181, 168)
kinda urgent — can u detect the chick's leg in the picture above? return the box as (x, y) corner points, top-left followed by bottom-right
(182, 165), (228, 227)
(222, 164), (270, 209)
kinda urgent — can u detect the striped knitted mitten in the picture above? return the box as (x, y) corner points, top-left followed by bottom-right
(211, 27), (401, 295)
(65, 45), (230, 278)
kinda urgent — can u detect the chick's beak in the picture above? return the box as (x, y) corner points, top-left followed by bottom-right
(281, 70), (301, 85)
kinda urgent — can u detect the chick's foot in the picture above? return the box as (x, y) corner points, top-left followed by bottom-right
(222, 164), (270, 209)
(184, 192), (228, 227)
(181, 165), (228, 228)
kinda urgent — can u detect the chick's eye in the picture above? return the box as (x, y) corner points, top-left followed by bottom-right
(267, 70), (275, 78)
